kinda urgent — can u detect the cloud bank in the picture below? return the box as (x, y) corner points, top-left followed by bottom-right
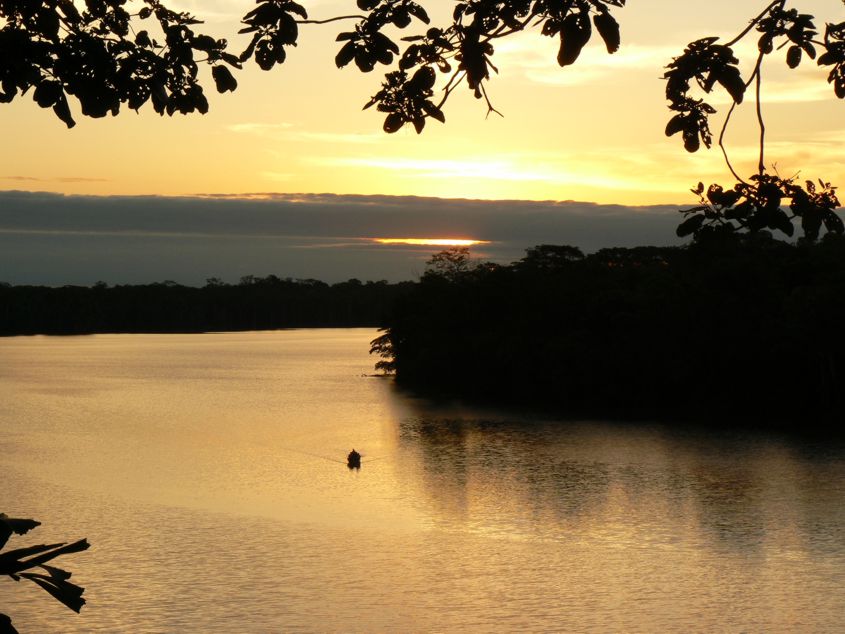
(0, 190), (685, 285)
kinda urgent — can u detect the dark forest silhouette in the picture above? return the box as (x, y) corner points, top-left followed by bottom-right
(371, 239), (845, 426)
(0, 277), (412, 336)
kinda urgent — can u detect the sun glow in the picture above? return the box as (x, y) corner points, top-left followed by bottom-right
(374, 238), (490, 246)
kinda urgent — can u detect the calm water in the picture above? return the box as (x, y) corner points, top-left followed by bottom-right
(1, 329), (843, 632)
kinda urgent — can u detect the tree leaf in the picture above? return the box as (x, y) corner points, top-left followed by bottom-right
(823, 210), (845, 234)
(239, 33), (260, 63)
(52, 94), (76, 129)
(373, 32), (400, 55)
(801, 41), (816, 59)
(786, 45), (802, 69)
(715, 66), (745, 103)
(255, 40), (277, 70)
(135, 30), (152, 47)
(676, 214), (705, 237)
(19, 573), (86, 613)
(422, 101), (445, 123)
(33, 81), (62, 108)
(410, 66), (436, 92)
(211, 66), (237, 93)
(1, 539), (90, 575)
(383, 112), (404, 133)
(593, 12), (620, 54)
(375, 49), (394, 65)
(775, 210), (795, 236)
(334, 42), (356, 68)
(0, 515), (40, 551)
(354, 49), (376, 72)
(0, 543), (65, 574)
(0, 613), (19, 634)
(286, 2), (308, 20)
(557, 12), (591, 67)
(802, 212), (822, 240)
(665, 114), (685, 137)
(392, 10), (411, 29)
(407, 3), (430, 25)
(682, 125), (700, 152)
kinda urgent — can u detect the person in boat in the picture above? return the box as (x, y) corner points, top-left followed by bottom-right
(347, 449), (361, 467)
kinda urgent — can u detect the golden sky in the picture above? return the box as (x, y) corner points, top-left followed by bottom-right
(2, 0), (844, 205)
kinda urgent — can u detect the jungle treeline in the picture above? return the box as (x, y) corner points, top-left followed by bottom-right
(372, 237), (845, 426)
(0, 276), (413, 335)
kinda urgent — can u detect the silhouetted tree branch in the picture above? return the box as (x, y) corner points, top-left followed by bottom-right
(667, 1), (845, 241)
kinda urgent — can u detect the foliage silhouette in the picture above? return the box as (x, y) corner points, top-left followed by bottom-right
(2, 1), (843, 240)
(0, 0), (240, 127)
(0, 513), (89, 633)
(664, 0), (845, 242)
(0, 1), (840, 134)
(371, 241), (845, 425)
(0, 0), (627, 129)
(678, 176), (843, 242)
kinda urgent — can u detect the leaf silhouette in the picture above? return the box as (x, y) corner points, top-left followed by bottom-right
(677, 214), (705, 237)
(0, 515), (40, 551)
(665, 114), (685, 137)
(51, 94), (75, 129)
(212, 66), (238, 93)
(682, 125), (701, 152)
(335, 41), (356, 68)
(824, 210), (845, 233)
(786, 45), (802, 68)
(715, 66), (745, 103)
(0, 614), (18, 634)
(20, 570), (86, 613)
(557, 11), (591, 67)
(1, 515), (89, 632)
(593, 12), (620, 54)
(383, 112), (404, 133)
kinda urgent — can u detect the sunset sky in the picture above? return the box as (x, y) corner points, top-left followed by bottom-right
(2, 0), (844, 283)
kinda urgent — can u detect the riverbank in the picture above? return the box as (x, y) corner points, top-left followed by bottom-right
(0, 277), (412, 335)
(374, 237), (845, 427)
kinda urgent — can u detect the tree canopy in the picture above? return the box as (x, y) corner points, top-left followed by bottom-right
(1, 0), (844, 239)
(0, 0), (629, 129)
(371, 236), (845, 424)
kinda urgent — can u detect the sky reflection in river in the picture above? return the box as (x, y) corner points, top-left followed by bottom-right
(1, 330), (843, 632)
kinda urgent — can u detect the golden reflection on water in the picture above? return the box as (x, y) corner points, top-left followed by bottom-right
(0, 330), (843, 632)
(0, 331), (423, 531)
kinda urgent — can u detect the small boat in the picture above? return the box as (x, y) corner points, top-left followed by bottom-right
(347, 449), (361, 469)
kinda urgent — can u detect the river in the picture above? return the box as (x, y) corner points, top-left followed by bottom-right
(1, 329), (843, 632)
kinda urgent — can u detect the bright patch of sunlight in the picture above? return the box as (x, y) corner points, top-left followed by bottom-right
(374, 238), (490, 246)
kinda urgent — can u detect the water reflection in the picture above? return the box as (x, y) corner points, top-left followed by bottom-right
(1, 331), (844, 632)
(389, 389), (845, 558)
